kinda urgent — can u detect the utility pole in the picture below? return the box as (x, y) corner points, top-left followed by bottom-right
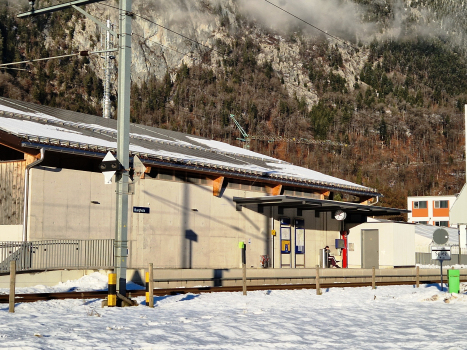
(18, 0), (133, 299)
(115, 0), (132, 298)
(103, 19), (114, 119)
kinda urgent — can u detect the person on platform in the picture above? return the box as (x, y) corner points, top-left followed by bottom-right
(325, 245), (340, 268)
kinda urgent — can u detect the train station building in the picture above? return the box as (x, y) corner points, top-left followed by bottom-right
(0, 97), (407, 270)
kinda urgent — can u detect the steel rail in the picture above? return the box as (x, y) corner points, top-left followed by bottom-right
(153, 274), (467, 282)
(0, 279), (451, 304)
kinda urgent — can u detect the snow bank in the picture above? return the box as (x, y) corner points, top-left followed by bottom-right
(0, 274), (466, 348)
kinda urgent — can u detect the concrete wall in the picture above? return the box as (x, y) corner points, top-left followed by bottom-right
(348, 222), (415, 268)
(28, 167), (116, 240)
(130, 178), (341, 269)
(0, 225), (22, 241)
(26, 167), (341, 270)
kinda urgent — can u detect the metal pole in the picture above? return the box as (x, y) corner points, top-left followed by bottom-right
(114, 0), (132, 298)
(242, 246), (247, 296)
(440, 260), (443, 291)
(459, 228), (462, 265)
(103, 19), (112, 119)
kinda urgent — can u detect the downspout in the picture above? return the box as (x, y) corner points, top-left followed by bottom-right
(368, 196), (379, 206)
(22, 148), (45, 242)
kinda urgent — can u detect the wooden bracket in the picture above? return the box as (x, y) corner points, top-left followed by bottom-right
(266, 184), (282, 196)
(0, 140), (40, 158)
(316, 190), (330, 200)
(24, 153), (41, 166)
(212, 176), (225, 197)
(358, 195), (374, 205)
(137, 166), (151, 180)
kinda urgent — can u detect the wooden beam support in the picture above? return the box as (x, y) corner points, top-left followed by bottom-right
(316, 190), (330, 200)
(358, 195), (374, 204)
(266, 184), (282, 196)
(24, 153), (42, 166)
(212, 176), (225, 197)
(136, 166), (151, 180)
(0, 131), (41, 157)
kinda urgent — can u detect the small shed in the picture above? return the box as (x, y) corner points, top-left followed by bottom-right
(347, 219), (415, 269)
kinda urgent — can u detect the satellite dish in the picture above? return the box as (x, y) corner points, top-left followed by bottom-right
(433, 228), (449, 245)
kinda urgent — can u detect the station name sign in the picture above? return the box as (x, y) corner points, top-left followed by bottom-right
(431, 246), (451, 261)
(133, 206), (150, 214)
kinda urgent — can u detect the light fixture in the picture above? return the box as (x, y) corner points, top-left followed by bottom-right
(29, 0), (35, 11)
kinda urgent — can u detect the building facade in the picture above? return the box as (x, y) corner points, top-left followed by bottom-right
(407, 195), (456, 227)
(0, 97), (406, 269)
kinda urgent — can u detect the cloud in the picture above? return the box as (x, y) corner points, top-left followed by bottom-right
(237, 0), (376, 42)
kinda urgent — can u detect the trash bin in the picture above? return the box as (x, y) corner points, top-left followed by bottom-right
(320, 248), (329, 268)
(448, 269), (460, 294)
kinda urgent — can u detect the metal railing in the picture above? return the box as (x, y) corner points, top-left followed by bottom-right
(415, 244), (467, 266)
(0, 239), (114, 273)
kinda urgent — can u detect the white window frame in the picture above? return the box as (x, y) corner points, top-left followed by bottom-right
(434, 200), (448, 209)
(414, 201), (427, 209)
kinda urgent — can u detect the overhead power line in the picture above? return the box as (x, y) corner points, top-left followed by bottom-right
(263, 0), (359, 50)
(98, 2), (225, 57)
(0, 49), (117, 68)
(132, 32), (194, 61)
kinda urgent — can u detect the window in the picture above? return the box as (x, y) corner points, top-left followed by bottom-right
(416, 221), (428, 224)
(434, 221), (449, 227)
(434, 200), (448, 209)
(413, 201), (427, 209)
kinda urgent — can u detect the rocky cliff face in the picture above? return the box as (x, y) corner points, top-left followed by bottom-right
(69, 0), (370, 109)
(68, 0), (467, 111)
(4, 0), (467, 205)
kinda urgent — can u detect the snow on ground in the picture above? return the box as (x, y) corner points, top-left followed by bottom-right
(418, 264), (467, 269)
(1, 273), (467, 349)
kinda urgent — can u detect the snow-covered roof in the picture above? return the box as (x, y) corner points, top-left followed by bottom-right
(0, 97), (379, 196)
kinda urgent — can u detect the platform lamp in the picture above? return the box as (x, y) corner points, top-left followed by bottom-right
(29, 0), (35, 12)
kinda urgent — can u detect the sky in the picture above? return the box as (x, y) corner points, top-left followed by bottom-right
(1, 272), (467, 349)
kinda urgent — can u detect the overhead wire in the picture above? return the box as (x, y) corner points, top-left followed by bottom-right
(263, 0), (360, 50)
(0, 49), (118, 68)
(131, 32), (195, 62)
(97, 2), (226, 57)
(95, 0), (349, 146)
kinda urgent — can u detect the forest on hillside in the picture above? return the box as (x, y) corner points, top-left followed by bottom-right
(1, 1), (467, 214)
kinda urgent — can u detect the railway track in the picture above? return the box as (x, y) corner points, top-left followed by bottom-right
(0, 280), (443, 304)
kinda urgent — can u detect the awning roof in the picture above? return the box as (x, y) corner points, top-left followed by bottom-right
(233, 195), (409, 217)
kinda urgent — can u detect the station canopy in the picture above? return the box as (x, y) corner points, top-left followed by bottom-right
(233, 195), (409, 221)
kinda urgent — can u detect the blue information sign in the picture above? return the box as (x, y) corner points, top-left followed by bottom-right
(133, 206), (150, 214)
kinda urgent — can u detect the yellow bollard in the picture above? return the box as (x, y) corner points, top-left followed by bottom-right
(145, 272), (150, 305)
(108, 273), (117, 307)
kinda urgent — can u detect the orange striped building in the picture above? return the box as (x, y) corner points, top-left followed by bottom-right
(407, 195), (457, 227)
